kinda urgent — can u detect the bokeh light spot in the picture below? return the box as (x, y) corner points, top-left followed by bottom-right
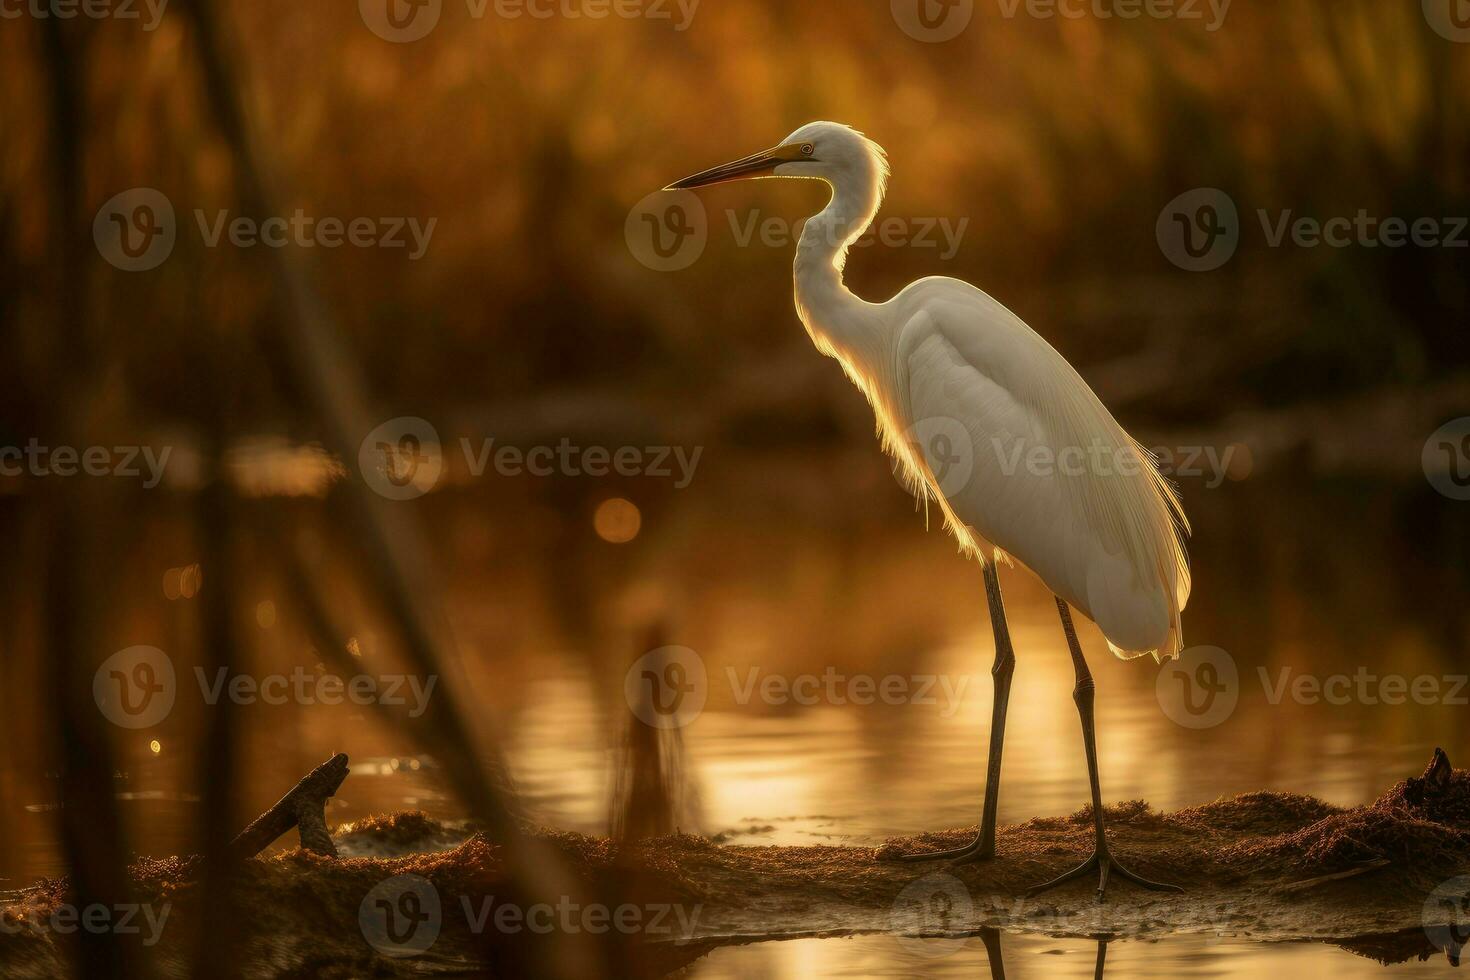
(593, 497), (641, 544)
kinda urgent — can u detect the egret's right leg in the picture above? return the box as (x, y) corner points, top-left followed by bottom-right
(898, 561), (1015, 863)
(1024, 597), (1182, 900)
(979, 927), (1006, 978)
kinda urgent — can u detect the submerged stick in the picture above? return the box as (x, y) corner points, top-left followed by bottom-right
(225, 753), (349, 861)
(1272, 858), (1392, 895)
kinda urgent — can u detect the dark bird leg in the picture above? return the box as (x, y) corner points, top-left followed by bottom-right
(900, 561), (1015, 863)
(1026, 598), (1183, 900)
(979, 926), (1006, 979)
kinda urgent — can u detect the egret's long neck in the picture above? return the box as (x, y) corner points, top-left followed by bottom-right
(793, 165), (886, 371)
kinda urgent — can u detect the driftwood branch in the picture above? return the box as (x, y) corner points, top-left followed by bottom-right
(1272, 859), (1392, 895)
(225, 753), (349, 861)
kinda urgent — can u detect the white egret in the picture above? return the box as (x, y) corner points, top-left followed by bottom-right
(666, 122), (1190, 899)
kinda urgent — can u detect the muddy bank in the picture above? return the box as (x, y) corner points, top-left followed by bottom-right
(2, 752), (1466, 976)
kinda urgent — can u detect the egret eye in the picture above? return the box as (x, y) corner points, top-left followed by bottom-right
(801, 143), (815, 157)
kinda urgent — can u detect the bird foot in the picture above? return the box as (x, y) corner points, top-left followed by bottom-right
(1025, 844), (1182, 901)
(891, 831), (994, 865)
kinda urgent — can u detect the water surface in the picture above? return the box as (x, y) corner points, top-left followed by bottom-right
(3, 453), (1465, 977)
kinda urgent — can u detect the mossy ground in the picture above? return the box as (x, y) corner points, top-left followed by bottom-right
(3, 757), (1466, 977)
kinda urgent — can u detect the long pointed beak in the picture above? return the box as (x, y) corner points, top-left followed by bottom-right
(664, 147), (782, 190)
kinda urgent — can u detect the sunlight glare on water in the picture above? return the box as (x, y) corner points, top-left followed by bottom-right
(692, 933), (1459, 979)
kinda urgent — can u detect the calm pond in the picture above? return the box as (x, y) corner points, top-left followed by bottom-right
(4, 449), (1466, 976)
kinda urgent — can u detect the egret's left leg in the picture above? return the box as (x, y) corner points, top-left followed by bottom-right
(896, 561), (1015, 864)
(1025, 597), (1182, 901)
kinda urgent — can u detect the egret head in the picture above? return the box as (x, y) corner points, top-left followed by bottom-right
(664, 121), (888, 193)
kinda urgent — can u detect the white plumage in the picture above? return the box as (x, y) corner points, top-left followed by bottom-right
(670, 121), (1189, 661)
(667, 120), (1196, 896)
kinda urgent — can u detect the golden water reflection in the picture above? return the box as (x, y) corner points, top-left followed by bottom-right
(694, 933), (1457, 979)
(1, 453), (1465, 978)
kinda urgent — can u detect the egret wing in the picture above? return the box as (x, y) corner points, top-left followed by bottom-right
(889, 283), (1189, 660)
